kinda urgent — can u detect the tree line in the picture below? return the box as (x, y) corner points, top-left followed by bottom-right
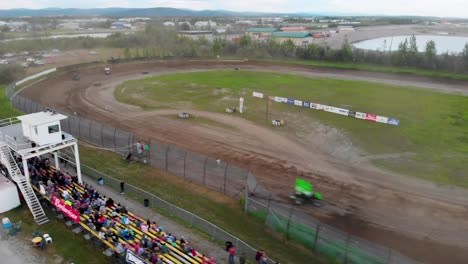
(1, 24), (468, 82)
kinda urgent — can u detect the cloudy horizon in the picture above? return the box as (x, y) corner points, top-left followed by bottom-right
(0, 0), (467, 18)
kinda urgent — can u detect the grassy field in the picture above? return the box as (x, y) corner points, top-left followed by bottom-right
(115, 70), (468, 188)
(259, 59), (468, 81)
(0, 85), (22, 119)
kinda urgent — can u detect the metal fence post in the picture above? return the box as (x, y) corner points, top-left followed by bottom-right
(286, 206), (294, 240)
(89, 120), (92, 143)
(100, 124), (104, 146)
(183, 151), (187, 179)
(203, 157), (208, 185)
(223, 163), (228, 194)
(313, 223), (321, 250)
(244, 186), (248, 213)
(344, 233), (351, 264)
(147, 138), (151, 165)
(189, 213), (194, 228)
(386, 249), (393, 264)
(77, 117), (81, 139)
(113, 128), (117, 152)
(165, 145), (169, 170)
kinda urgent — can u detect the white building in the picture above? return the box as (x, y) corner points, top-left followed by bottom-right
(57, 22), (80, 30)
(337, 26), (355, 32)
(0, 177), (20, 213)
(235, 20), (258, 25)
(118, 17), (151, 22)
(163, 21), (175, 27)
(194, 20), (217, 28)
(179, 31), (214, 42)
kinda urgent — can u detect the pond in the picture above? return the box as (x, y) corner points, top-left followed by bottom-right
(353, 35), (468, 55)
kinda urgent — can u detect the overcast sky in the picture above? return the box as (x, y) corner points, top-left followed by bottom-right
(0, 0), (467, 18)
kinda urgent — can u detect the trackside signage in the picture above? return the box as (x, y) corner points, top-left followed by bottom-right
(126, 249), (147, 264)
(52, 196), (80, 223)
(252, 91), (400, 126)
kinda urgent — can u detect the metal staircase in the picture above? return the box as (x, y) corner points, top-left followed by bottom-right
(0, 144), (49, 225)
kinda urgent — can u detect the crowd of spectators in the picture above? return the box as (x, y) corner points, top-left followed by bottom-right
(20, 155), (216, 264)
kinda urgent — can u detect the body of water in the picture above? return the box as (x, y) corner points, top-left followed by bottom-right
(353, 35), (468, 55)
(0, 32), (129, 43)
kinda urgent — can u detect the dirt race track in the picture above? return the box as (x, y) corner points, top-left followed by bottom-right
(20, 60), (468, 263)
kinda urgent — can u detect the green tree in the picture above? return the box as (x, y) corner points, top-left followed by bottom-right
(266, 37), (281, 56)
(424, 40), (437, 69)
(212, 38), (222, 56)
(281, 39), (296, 57)
(123, 47), (131, 59)
(0, 65), (25, 84)
(397, 38), (409, 65)
(133, 48), (141, 58)
(339, 40), (353, 61)
(180, 22), (190, 31)
(408, 35), (420, 65)
(239, 35), (251, 48)
(462, 43), (468, 70)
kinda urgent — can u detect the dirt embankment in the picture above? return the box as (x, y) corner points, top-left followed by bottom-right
(19, 60), (468, 263)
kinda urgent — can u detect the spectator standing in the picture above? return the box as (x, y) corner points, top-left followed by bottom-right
(228, 246), (236, 264)
(120, 181), (125, 194)
(255, 249), (264, 263)
(239, 252), (246, 264)
(136, 141), (142, 155)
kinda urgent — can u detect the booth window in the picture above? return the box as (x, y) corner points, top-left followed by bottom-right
(48, 124), (59, 134)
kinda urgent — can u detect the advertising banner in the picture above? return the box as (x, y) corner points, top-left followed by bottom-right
(355, 112), (367, 119)
(52, 196), (80, 223)
(323, 105), (332, 112)
(376, 116), (388, 124)
(252, 92), (264, 98)
(329, 107), (350, 116)
(252, 93), (400, 126)
(387, 118), (401, 126)
(126, 249), (147, 264)
(324, 106), (336, 113)
(366, 114), (377, 122)
(338, 109), (349, 116)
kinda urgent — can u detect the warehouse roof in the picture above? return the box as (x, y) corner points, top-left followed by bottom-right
(246, 28), (279, 33)
(271, 32), (312, 38)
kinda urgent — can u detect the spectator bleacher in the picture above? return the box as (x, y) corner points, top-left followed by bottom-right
(23, 155), (215, 264)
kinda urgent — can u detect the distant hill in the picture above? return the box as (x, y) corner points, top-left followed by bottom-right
(0, 7), (295, 18)
(0, 7), (451, 19)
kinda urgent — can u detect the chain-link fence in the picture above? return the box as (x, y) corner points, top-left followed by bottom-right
(5, 82), (16, 101)
(246, 197), (419, 264)
(139, 140), (250, 198)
